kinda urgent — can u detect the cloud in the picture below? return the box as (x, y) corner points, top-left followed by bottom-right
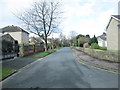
(61, 0), (118, 38)
(0, 0), (119, 38)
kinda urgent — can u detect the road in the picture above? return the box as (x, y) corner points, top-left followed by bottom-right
(2, 47), (118, 88)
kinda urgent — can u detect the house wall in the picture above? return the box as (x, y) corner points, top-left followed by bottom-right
(98, 38), (107, 47)
(118, 27), (120, 50)
(8, 32), (22, 44)
(21, 31), (29, 44)
(3, 31), (29, 44)
(107, 18), (119, 51)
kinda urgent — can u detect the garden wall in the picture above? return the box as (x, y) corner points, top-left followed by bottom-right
(75, 47), (119, 62)
(19, 44), (45, 57)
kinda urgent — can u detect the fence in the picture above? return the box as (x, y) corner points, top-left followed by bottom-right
(19, 43), (45, 57)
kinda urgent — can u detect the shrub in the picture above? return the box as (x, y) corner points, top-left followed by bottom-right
(99, 47), (107, 50)
(91, 43), (100, 49)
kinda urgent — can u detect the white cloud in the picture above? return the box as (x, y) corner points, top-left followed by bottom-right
(61, 0), (118, 38)
(0, 0), (119, 38)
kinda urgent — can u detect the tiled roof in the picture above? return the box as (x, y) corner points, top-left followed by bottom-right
(98, 33), (106, 41)
(0, 25), (29, 34)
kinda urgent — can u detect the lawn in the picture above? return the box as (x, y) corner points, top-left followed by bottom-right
(34, 49), (56, 58)
(0, 68), (16, 79)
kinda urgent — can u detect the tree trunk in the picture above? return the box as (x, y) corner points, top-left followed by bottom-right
(44, 36), (48, 51)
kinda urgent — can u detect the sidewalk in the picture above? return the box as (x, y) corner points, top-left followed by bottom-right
(2, 53), (40, 70)
(72, 48), (119, 73)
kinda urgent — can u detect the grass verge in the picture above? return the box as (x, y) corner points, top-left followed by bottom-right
(34, 49), (56, 58)
(0, 68), (16, 79)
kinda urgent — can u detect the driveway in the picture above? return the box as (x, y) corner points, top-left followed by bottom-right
(2, 47), (118, 88)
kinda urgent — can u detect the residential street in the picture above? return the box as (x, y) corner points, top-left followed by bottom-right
(2, 47), (118, 88)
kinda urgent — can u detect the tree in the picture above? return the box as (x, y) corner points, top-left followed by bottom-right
(69, 31), (77, 46)
(59, 32), (65, 47)
(89, 35), (98, 45)
(17, 0), (62, 51)
(78, 37), (90, 47)
(69, 31), (77, 39)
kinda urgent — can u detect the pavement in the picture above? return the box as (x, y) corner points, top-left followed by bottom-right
(72, 47), (119, 73)
(2, 47), (119, 88)
(2, 53), (40, 70)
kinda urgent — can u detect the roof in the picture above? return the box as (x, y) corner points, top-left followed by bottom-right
(0, 25), (29, 34)
(0, 33), (15, 41)
(97, 32), (106, 41)
(29, 37), (44, 43)
(112, 15), (120, 20)
(106, 15), (120, 30)
(0, 33), (9, 37)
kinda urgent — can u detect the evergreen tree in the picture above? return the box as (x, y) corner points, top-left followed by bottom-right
(89, 35), (98, 45)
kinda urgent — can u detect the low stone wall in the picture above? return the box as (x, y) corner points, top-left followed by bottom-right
(74, 47), (119, 62)
(19, 44), (45, 57)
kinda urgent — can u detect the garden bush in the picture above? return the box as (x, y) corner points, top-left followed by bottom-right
(91, 43), (100, 49)
(99, 47), (107, 50)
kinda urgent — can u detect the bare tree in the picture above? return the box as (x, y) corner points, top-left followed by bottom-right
(69, 30), (77, 39)
(17, 0), (62, 51)
(69, 31), (77, 46)
(59, 32), (66, 46)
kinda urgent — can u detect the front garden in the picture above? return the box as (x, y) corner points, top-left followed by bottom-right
(71, 34), (119, 62)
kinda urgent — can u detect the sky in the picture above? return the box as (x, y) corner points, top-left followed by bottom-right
(0, 0), (119, 38)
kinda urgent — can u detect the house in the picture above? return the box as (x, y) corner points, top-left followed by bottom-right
(0, 25), (29, 44)
(97, 32), (107, 47)
(106, 15), (120, 50)
(29, 37), (44, 44)
(0, 33), (19, 59)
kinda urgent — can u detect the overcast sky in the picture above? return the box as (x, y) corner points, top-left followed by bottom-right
(0, 0), (119, 38)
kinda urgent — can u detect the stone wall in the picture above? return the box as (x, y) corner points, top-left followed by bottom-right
(19, 44), (45, 57)
(74, 47), (119, 62)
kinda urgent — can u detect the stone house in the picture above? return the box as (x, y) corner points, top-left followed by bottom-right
(0, 25), (29, 44)
(97, 32), (107, 47)
(106, 15), (120, 51)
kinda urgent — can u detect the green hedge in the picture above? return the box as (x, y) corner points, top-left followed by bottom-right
(91, 43), (100, 49)
(99, 47), (107, 50)
(91, 43), (107, 50)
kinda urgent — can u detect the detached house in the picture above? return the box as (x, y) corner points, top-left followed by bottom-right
(29, 37), (44, 44)
(106, 15), (120, 51)
(97, 32), (107, 47)
(0, 25), (29, 44)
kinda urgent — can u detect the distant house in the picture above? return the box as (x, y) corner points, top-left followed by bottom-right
(106, 15), (120, 50)
(29, 37), (44, 44)
(0, 25), (29, 44)
(97, 32), (107, 47)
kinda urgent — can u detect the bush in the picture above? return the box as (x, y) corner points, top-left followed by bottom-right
(91, 43), (100, 49)
(99, 47), (107, 50)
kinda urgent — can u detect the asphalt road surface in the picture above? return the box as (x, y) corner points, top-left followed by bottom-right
(2, 47), (118, 88)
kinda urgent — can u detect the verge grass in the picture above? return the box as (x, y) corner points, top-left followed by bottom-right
(34, 49), (56, 58)
(0, 68), (16, 79)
